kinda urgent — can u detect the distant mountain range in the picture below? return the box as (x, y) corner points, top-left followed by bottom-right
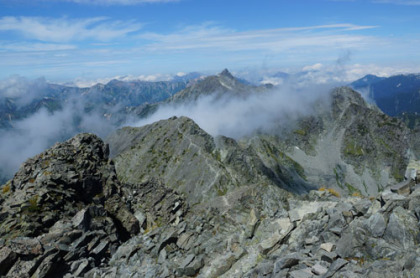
(2, 69), (420, 187)
(107, 70), (418, 196)
(0, 77), (200, 130)
(2, 69), (420, 277)
(350, 73), (420, 117)
(0, 74), (201, 184)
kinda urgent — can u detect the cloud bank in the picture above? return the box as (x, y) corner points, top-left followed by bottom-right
(0, 16), (143, 42)
(0, 84), (119, 182)
(0, 75), (48, 106)
(141, 23), (378, 53)
(132, 83), (332, 139)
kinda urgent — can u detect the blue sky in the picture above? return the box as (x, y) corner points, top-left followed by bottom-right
(0, 0), (419, 82)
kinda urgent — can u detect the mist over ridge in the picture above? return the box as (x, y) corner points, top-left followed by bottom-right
(1, 66), (420, 186)
(0, 69), (339, 182)
(132, 80), (334, 140)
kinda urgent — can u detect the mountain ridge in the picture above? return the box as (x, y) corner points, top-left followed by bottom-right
(351, 73), (420, 116)
(2, 121), (420, 277)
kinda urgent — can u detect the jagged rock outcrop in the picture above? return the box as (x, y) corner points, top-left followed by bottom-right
(0, 133), (139, 277)
(2, 78), (420, 277)
(88, 177), (420, 278)
(1, 128), (420, 277)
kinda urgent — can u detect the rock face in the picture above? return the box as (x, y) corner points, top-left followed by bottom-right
(0, 133), (139, 277)
(114, 77), (414, 198)
(1, 81), (420, 277)
(107, 116), (313, 203)
(252, 87), (412, 196)
(1, 128), (420, 277)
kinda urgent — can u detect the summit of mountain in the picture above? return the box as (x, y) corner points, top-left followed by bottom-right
(168, 69), (268, 104)
(252, 86), (413, 196)
(349, 74), (385, 89)
(106, 116), (312, 203)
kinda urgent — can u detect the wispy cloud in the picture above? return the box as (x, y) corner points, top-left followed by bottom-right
(67, 73), (174, 87)
(329, 0), (420, 4)
(0, 42), (76, 52)
(140, 23), (379, 53)
(0, 18), (413, 81)
(373, 0), (420, 5)
(0, 16), (143, 42)
(56, 0), (179, 4)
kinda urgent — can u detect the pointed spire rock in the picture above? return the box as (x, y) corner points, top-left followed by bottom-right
(219, 68), (234, 79)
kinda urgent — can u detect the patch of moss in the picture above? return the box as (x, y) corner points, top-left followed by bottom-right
(264, 142), (307, 180)
(214, 150), (222, 162)
(293, 129), (306, 136)
(319, 187), (340, 197)
(362, 181), (368, 194)
(2, 183), (11, 194)
(345, 257), (366, 266)
(43, 171), (52, 176)
(392, 168), (404, 181)
(217, 186), (228, 196)
(352, 192), (362, 198)
(291, 159), (306, 180)
(345, 183), (360, 195)
(256, 253), (265, 264)
(27, 195), (40, 213)
(344, 141), (364, 156)
(333, 165), (345, 190)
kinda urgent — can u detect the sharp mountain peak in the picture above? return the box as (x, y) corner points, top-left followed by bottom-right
(218, 68), (235, 79)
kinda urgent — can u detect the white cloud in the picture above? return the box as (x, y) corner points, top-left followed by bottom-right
(373, 0), (420, 5)
(260, 77), (285, 86)
(0, 42), (76, 52)
(302, 63), (324, 71)
(67, 73), (175, 87)
(140, 23), (379, 53)
(257, 63), (420, 89)
(0, 16), (143, 42)
(0, 101), (116, 178)
(1, 18), (416, 82)
(0, 75), (48, 106)
(59, 0), (179, 4)
(133, 83), (332, 139)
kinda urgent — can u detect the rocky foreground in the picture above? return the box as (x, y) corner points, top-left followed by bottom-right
(0, 133), (419, 277)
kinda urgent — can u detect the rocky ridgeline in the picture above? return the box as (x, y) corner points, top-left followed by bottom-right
(107, 116), (312, 203)
(87, 185), (420, 278)
(264, 87), (412, 196)
(0, 134), (139, 277)
(1, 133), (420, 277)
